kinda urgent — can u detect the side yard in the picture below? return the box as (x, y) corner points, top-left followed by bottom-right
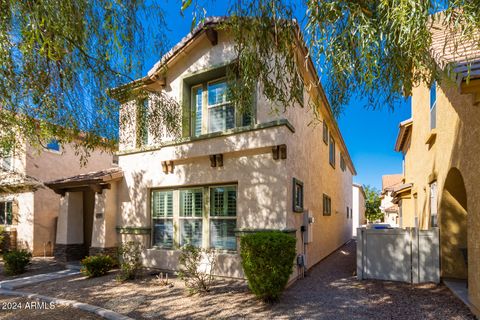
(3, 241), (474, 320)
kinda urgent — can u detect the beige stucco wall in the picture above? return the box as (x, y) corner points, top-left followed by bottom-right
(0, 141), (114, 256)
(352, 185), (366, 236)
(400, 80), (480, 315)
(116, 28), (354, 279)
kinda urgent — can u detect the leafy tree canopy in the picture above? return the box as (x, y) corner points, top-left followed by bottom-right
(363, 185), (383, 223)
(1, 0), (479, 160)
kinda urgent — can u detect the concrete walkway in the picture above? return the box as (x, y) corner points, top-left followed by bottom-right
(0, 289), (134, 320)
(0, 269), (80, 290)
(0, 269), (134, 320)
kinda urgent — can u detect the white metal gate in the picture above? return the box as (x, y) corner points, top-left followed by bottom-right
(356, 227), (440, 283)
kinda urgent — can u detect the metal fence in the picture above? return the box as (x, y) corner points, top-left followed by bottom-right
(356, 227), (440, 284)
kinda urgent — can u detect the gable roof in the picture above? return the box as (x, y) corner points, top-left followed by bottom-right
(430, 12), (480, 82)
(394, 118), (413, 152)
(382, 174), (403, 191)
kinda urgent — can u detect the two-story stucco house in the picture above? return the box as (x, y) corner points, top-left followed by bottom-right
(392, 16), (480, 316)
(0, 138), (113, 256)
(47, 17), (356, 280)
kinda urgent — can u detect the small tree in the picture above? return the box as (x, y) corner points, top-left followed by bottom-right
(363, 185), (383, 223)
(177, 244), (217, 295)
(116, 241), (143, 281)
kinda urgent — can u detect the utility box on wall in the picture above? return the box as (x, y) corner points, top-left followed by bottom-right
(303, 210), (314, 244)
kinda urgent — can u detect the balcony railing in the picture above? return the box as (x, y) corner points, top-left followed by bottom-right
(430, 101), (437, 130)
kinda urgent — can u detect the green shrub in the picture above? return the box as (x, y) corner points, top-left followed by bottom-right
(178, 244), (216, 294)
(116, 241), (143, 281)
(80, 255), (115, 278)
(240, 231), (296, 302)
(3, 249), (32, 276)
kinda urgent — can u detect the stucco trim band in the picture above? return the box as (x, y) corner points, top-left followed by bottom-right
(116, 227), (151, 235)
(116, 119), (296, 156)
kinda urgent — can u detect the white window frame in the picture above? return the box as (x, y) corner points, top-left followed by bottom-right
(178, 188), (204, 247)
(150, 185), (238, 252)
(208, 185), (237, 251)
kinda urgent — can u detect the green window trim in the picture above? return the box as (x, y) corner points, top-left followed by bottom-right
(323, 194), (332, 216)
(292, 178), (304, 213)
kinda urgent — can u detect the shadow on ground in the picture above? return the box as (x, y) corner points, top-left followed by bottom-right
(12, 241), (475, 320)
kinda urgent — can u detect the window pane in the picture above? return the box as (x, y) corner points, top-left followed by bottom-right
(180, 219), (202, 247)
(152, 191), (173, 217)
(208, 81), (228, 106)
(0, 203), (5, 224)
(180, 189), (203, 217)
(208, 104), (235, 133)
(210, 186), (236, 217)
(210, 219), (236, 250)
(152, 219), (174, 248)
(5, 202), (12, 225)
(46, 139), (60, 151)
(193, 87), (203, 137)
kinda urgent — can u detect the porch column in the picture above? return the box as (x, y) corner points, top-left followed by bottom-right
(90, 182), (118, 257)
(54, 191), (85, 262)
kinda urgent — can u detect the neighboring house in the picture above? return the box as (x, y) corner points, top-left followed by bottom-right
(46, 17), (356, 281)
(352, 183), (366, 237)
(392, 16), (480, 316)
(0, 139), (113, 256)
(379, 174), (403, 227)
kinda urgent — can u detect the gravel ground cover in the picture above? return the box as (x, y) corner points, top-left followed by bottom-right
(16, 241), (475, 320)
(0, 295), (101, 319)
(0, 257), (64, 281)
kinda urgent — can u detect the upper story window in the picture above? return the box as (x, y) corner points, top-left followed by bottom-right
(340, 153), (346, 172)
(430, 81), (437, 109)
(430, 82), (437, 130)
(322, 121), (328, 144)
(329, 134), (336, 168)
(46, 139), (61, 152)
(0, 147), (13, 171)
(190, 77), (252, 137)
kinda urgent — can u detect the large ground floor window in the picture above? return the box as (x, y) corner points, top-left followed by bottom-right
(151, 185), (237, 251)
(0, 201), (13, 225)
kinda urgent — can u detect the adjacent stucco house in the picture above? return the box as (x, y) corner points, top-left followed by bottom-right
(46, 17), (356, 280)
(0, 139), (113, 256)
(379, 174), (402, 227)
(392, 16), (480, 316)
(352, 183), (366, 237)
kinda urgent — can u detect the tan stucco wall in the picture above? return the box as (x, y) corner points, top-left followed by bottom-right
(352, 185), (366, 236)
(56, 191), (84, 245)
(0, 141), (114, 255)
(116, 29), (354, 279)
(400, 80), (480, 315)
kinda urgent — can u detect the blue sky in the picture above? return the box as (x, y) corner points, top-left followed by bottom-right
(156, 1), (412, 190)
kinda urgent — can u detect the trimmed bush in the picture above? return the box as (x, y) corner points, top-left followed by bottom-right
(3, 249), (32, 276)
(80, 254), (115, 277)
(240, 231), (296, 302)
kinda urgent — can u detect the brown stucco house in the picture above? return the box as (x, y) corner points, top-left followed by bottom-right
(46, 17), (356, 280)
(392, 15), (480, 316)
(0, 138), (113, 256)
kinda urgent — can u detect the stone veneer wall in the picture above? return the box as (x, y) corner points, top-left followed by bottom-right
(88, 246), (117, 258)
(54, 243), (87, 262)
